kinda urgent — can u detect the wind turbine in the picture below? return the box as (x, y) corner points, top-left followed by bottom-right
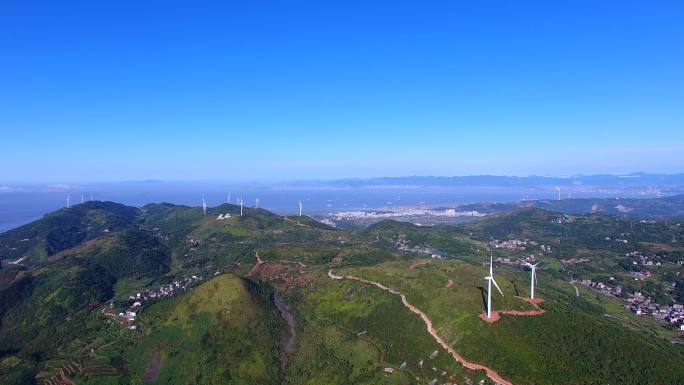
(240, 197), (244, 216)
(81, 193), (84, 204)
(202, 197), (207, 216)
(555, 186), (561, 201)
(523, 261), (542, 299)
(484, 252), (504, 319)
(90, 192), (93, 201)
(299, 200), (303, 217)
(228, 193), (231, 204)
(255, 198), (260, 208)
(66, 193), (70, 208)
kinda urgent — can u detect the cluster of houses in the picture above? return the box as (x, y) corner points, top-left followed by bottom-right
(605, 236), (629, 244)
(554, 215), (575, 224)
(561, 257), (591, 265)
(495, 254), (537, 267)
(216, 213), (232, 220)
(626, 251), (662, 266)
(150, 227), (170, 241)
(394, 236), (448, 259)
(491, 239), (533, 251)
(119, 275), (205, 330)
(627, 292), (684, 330)
(490, 238), (552, 254)
(577, 279), (624, 297)
(630, 270), (652, 280)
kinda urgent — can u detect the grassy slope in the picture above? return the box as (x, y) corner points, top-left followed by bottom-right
(0, 201), (140, 265)
(338, 259), (684, 385)
(283, 269), (488, 384)
(100, 274), (283, 385)
(3, 203), (684, 384)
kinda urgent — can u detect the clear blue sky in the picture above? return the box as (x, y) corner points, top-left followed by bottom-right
(1, 1), (683, 182)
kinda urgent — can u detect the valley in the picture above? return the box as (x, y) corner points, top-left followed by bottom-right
(1, 201), (684, 384)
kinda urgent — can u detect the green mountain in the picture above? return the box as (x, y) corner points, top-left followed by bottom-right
(458, 193), (684, 219)
(1, 202), (684, 385)
(0, 201), (140, 266)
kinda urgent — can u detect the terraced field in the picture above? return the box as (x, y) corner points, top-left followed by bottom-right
(2, 202), (684, 384)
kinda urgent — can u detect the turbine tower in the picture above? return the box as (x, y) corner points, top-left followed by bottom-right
(255, 198), (259, 208)
(202, 197), (207, 216)
(90, 192), (93, 201)
(555, 186), (561, 201)
(299, 200), (303, 217)
(523, 261), (542, 299)
(66, 193), (70, 208)
(228, 193), (231, 204)
(240, 197), (244, 216)
(484, 252), (504, 319)
(81, 194), (84, 204)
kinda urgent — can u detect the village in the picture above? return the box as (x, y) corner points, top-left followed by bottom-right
(626, 250), (663, 267)
(116, 274), (206, 329)
(576, 279), (624, 297)
(490, 238), (552, 253)
(626, 291), (684, 330)
(393, 235), (448, 259)
(574, 277), (684, 331)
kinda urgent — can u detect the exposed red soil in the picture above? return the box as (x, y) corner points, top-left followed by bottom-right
(246, 250), (265, 276)
(248, 251), (310, 290)
(445, 279), (454, 288)
(480, 297), (546, 324)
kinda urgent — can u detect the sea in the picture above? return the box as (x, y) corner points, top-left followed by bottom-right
(0, 182), (637, 233)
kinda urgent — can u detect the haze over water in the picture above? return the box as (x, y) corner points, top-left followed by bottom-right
(0, 182), (667, 233)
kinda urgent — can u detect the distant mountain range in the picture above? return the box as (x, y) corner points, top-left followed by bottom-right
(456, 194), (684, 219)
(288, 173), (684, 188)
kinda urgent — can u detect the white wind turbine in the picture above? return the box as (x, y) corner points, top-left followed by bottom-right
(66, 193), (70, 208)
(202, 197), (207, 216)
(485, 252), (504, 319)
(81, 193), (84, 204)
(298, 200), (303, 217)
(555, 186), (561, 201)
(240, 197), (244, 216)
(523, 261), (542, 299)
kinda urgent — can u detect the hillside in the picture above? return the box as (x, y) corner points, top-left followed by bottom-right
(458, 194), (684, 219)
(1, 202), (684, 385)
(98, 274), (282, 385)
(0, 202), (140, 266)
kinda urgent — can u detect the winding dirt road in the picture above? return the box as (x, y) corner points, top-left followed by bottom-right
(569, 281), (580, 297)
(328, 269), (515, 385)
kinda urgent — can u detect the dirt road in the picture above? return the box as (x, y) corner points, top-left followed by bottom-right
(328, 270), (515, 385)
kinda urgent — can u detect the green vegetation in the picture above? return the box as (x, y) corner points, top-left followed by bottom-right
(118, 275), (282, 385)
(1, 201), (684, 384)
(339, 260), (684, 385)
(0, 201), (139, 265)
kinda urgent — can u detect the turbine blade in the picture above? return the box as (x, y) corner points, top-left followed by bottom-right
(491, 278), (504, 296)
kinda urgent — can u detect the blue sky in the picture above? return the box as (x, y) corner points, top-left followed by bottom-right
(1, 1), (683, 182)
